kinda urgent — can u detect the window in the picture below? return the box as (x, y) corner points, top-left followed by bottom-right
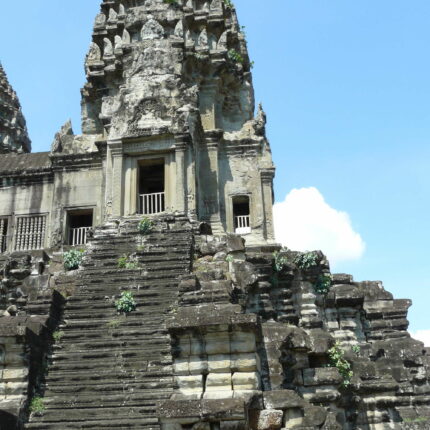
(67, 210), (93, 246)
(233, 196), (251, 235)
(138, 159), (165, 215)
(14, 215), (46, 251)
(0, 219), (7, 253)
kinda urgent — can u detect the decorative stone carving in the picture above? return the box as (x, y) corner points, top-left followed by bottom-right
(197, 28), (209, 49)
(174, 20), (184, 38)
(87, 42), (101, 62)
(51, 119), (74, 153)
(141, 15), (164, 40)
(217, 31), (228, 50)
(103, 37), (113, 57)
(122, 29), (131, 44)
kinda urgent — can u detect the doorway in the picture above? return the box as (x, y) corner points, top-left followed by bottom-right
(67, 210), (93, 246)
(138, 159), (165, 215)
(233, 196), (251, 235)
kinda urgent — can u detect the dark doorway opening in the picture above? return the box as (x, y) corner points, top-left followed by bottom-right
(138, 159), (165, 214)
(233, 196), (251, 234)
(67, 210), (93, 246)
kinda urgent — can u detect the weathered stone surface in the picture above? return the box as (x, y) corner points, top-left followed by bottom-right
(0, 63), (31, 153)
(0, 2), (428, 430)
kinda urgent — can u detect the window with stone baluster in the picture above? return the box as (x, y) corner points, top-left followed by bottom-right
(14, 215), (47, 251)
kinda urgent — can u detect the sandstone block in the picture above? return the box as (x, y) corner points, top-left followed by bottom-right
(3, 368), (28, 382)
(206, 373), (232, 391)
(263, 390), (304, 410)
(230, 332), (256, 354)
(232, 372), (260, 391)
(205, 332), (231, 355)
(231, 353), (258, 372)
(174, 358), (190, 376)
(176, 375), (203, 395)
(208, 354), (231, 373)
(189, 356), (208, 375)
(256, 410), (283, 430)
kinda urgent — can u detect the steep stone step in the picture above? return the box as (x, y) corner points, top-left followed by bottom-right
(26, 218), (193, 429)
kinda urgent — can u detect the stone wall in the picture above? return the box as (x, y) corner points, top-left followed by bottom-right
(158, 233), (430, 430)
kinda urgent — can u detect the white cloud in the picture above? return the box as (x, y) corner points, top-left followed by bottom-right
(273, 187), (365, 267)
(412, 330), (430, 347)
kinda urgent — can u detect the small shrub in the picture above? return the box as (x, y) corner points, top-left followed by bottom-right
(294, 252), (318, 270)
(328, 342), (353, 388)
(115, 291), (137, 314)
(315, 273), (332, 295)
(29, 396), (45, 414)
(117, 254), (139, 269)
(228, 49), (244, 64)
(223, 0), (234, 8)
(163, 0), (179, 4)
(352, 344), (361, 356)
(225, 255), (234, 263)
(273, 251), (287, 273)
(52, 331), (64, 342)
(138, 218), (154, 235)
(63, 249), (85, 271)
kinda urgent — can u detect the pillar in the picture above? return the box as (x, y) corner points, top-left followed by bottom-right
(109, 140), (124, 217)
(204, 129), (223, 233)
(174, 134), (189, 214)
(260, 167), (276, 242)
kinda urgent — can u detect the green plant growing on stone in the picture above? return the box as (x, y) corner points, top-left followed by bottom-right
(138, 217), (154, 235)
(63, 249), (85, 271)
(273, 251), (288, 273)
(225, 255), (234, 263)
(29, 396), (45, 414)
(115, 291), (137, 314)
(52, 331), (64, 342)
(315, 273), (332, 295)
(294, 251), (318, 270)
(228, 49), (244, 64)
(163, 0), (179, 4)
(328, 342), (353, 388)
(352, 344), (361, 356)
(223, 0), (234, 8)
(117, 254), (139, 269)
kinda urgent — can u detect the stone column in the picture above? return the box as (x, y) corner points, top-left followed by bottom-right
(199, 81), (219, 130)
(109, 140), (124, 217)
(174, 134), (189, 215)
(260, 167), (276, 242)
(204, 129), (223, 233)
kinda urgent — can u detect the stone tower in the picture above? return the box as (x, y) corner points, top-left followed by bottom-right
(80, 0), (275, 243)
(0, 63), (31, 154)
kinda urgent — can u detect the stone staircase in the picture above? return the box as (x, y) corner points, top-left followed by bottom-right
(25, 217), (193, 430)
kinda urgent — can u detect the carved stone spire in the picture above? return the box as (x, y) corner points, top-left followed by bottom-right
(0, 63), (31, 153)
(81, 0), (256, 140)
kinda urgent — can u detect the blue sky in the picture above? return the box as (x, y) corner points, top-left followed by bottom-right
(1, 1), (429, 334)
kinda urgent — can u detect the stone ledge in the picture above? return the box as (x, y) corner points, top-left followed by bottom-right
(168, 305), (258, 332)
(158, 398), (246, 421)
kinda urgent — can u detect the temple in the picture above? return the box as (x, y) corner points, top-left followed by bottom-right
(0, 0), (275, 253)
(0, 1), (429, 430)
